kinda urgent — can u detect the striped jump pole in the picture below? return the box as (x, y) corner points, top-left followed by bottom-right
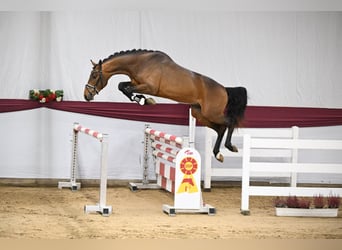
(58, 122), (112, 217)
(73, 123), (104, 140)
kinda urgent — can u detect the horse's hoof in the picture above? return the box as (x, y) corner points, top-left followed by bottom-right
(132, 95), (145, 105)
(228, 145), (239, 153)
(138, 98), (145, 105)
(215, 153), (224, 162)
(145, 97), (156, 105)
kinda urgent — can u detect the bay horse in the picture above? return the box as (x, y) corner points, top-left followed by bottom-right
(84, 49), (247, 162)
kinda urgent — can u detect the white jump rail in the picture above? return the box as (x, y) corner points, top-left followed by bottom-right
(204, 126), (299, 190)
(58, 122), (112, 216)
(241, 135), (342, 215)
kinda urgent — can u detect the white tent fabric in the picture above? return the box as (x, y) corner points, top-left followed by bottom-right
(0, 11), (342, 107)
(0, 11), (342, 182)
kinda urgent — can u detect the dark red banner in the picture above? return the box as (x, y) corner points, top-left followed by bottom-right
(1, 99), (342, 128)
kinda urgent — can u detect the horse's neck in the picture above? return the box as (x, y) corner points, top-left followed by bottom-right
(103, 56), (137, 77)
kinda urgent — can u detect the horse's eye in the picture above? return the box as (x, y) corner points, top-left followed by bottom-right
(92, 72), (97, 79)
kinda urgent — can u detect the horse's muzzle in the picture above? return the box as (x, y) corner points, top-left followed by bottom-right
(84, 92), (94, 101)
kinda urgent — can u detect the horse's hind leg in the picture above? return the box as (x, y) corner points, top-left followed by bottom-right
(191, 105), (226, 162)
(224, 126), (238, 152)
(212, 125), (228, 162)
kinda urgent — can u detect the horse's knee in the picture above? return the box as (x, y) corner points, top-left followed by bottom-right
(119, 81), (136, 101)
(118, 82), (124, 90)
(118, 81), (127, 90)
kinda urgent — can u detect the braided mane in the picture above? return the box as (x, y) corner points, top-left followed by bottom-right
(102, 49), (156, 63)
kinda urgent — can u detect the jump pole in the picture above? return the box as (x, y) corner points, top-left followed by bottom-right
(58, 122), (112, 216)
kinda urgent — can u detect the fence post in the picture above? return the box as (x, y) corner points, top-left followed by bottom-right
(290, 126), (299, 187)
(99, 134), (109, 209)
(241, 134), (251, 215)
(204, 128), (212, 190)
(58, 122), (81, 190)
(188, 108), (196, 149)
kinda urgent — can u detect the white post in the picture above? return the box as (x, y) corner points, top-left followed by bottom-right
(142, 124), (150, 185)
(58, 122), (81, 190)
(182, 137), (190, 148)
(188, 108), (196, 149)
(70, 126), (78, 188)
(290, 126), (299, 187)
(99, 134), (109, 208)
(84, 132), (112, 216)
(204, 128), (213, 190)
(241, 134), (251, 215)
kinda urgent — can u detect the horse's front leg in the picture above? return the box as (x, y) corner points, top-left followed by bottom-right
(118, 81), (152, 105)
(131, 82), (157, 105)
(118, 81), (136, 101)
(224, 126), (238, 152)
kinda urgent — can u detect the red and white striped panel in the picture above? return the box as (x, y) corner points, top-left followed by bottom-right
(152, 150), (176, 163)
(145, 128), (183, 145)
(151, 141), (179, 156)
(150, 135), (182, 149)
(156, 160), (176, 193)
(74, 124), (103, 140)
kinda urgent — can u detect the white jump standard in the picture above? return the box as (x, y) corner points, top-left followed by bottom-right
(132, 125), (215, 216)
(58, 124), (82, 191)
(58, 122), (112, 216)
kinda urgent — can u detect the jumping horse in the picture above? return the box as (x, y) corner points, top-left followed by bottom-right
(84, 49), (247, 162)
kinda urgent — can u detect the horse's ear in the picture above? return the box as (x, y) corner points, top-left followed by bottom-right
(90, 59), (96, 66)
(98, 60), (102, 65)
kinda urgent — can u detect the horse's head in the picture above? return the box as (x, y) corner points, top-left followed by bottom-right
(84, 60), (108, 101)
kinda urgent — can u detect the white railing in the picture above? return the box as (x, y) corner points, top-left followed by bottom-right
(204, 126), (299, 189)
(241, 134), (342, 214)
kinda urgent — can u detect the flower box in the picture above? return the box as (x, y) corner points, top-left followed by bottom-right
(29, 89), (63, 103)
(274, 194), (340, 217)
(275, 207), (338, 217)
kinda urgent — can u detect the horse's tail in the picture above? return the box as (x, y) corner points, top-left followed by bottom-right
(225, 87), (248, 128)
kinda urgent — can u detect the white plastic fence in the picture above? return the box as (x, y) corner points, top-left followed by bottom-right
(204, 126), (299, 189)
(241, 134), (342, 214)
